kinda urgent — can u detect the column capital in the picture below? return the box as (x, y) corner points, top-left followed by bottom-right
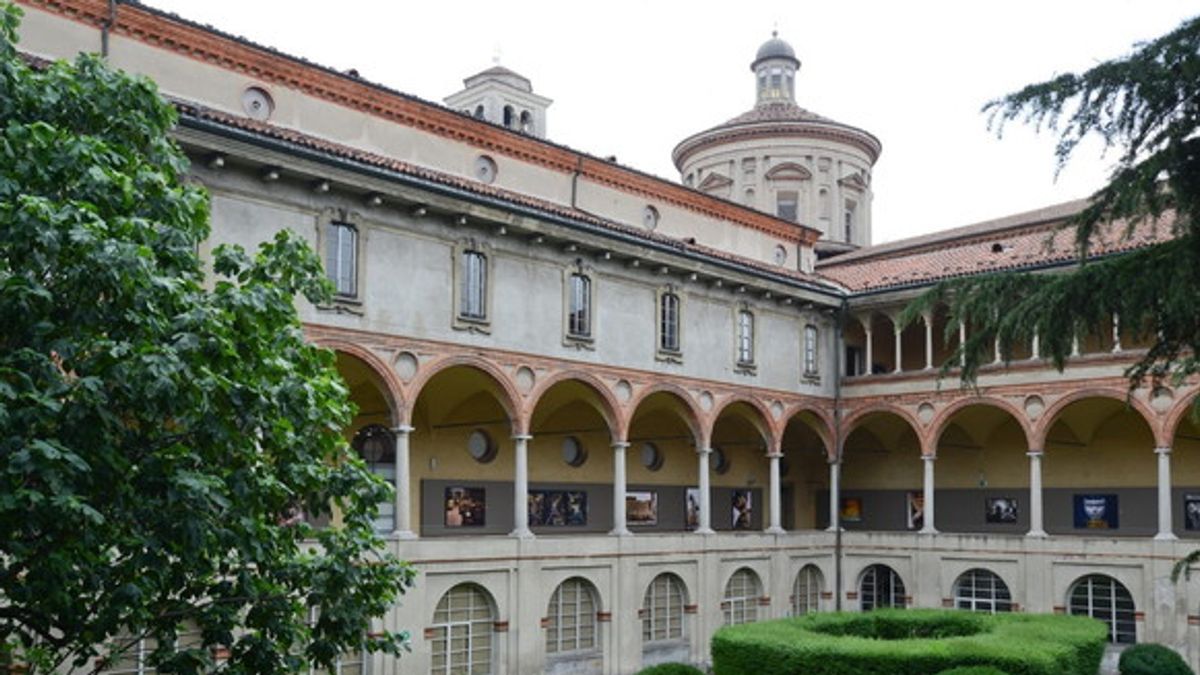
(922, 453), (937, 462)
(611, 441), (631, 450)
(1026, 449), (1044, 458)
(766, 451), (783, 459)
(1155, 446), (1173, 455)
(390, 424), (415, 435)
(697, 446), (712, 456)
(512, 433), (533, 442)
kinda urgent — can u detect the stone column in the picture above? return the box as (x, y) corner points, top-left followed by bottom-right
(1156, 446), (1176, 540)
(993, 337), (1002, 364)
(1112, 314), (1122, 353)
(1031, 330), (1040, 361)
(863, 322), (874, 376)
(924, 312), (934, 370)
(510, 434), (533, 539)
(921, 454), (937, 534)
(695, 447), (714, 534)
(958, 322), (967, 367)
(391, 424), (416, 539)
(893, 323), (903, 373)
(827, 459), (841, 532)
(1027, 449), (1046, 537)
(1071, 333), (1081, 357)
(767, 451), (784, 534)
(611, 441), (631, 536)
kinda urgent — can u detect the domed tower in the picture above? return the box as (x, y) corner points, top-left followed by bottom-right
(673, 33), (881, 256)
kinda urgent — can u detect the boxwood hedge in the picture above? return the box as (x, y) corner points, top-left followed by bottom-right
(711, 609), (1106, 675)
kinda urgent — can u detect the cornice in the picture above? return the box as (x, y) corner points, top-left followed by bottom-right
(674, 120), (883, 169)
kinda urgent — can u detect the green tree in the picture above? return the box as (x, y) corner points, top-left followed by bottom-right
(0, 4), (413, 673)
(903, 15), (1200, 391)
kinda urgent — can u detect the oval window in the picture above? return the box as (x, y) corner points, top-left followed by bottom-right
(711, 446), (730, 475)
(640, 442), (664, 471)
(474, 155), (498, 184)
(561, 436), (587, 467)
(466, 429), (497, 463)
(241, 86), (274, 121)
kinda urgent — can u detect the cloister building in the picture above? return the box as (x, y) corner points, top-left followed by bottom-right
(16, 1), (1200, 673)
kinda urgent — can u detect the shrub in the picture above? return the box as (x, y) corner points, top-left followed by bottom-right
(1119, 644), (1193, 675)
(938, 668), (1011, 675)
(637, 664), (705, 675)
(711, 609), (1107, 675)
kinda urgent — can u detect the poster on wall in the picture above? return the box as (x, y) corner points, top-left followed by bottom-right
(1074, 494), (1119, 529)
(906, 491), (925, 530)
(685, 488), (701, 531)
(985, 497), (1019, 524)
(444, 486), (486, 527)
(839, 497), (863, 523)
(528, 490), (588, 527)
(627, 491), (658, 526)
(732, 490), (753, 530)
(1186, 495), (1200, 531)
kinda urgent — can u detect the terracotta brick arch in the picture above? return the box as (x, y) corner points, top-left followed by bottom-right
(524, 370), (623, 443)
(406, 354), (523, 434)
(928, 396), (1033, 452)
(840, 402), (924, 452)
(780, 403), (835, 460)
(707, 395), (778, 451)
(311, 338), (406, 426)
(1163, 389), (1200, 448)
(625, 382), (705, 448)
(1031, 387), (1157, 450)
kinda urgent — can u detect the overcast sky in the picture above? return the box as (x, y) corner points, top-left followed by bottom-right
(144, 1), (1195, 244)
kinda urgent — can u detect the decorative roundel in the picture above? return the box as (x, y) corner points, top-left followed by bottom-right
(711, 446), (730, 474)
(466, 429), (497, 463)
(241, 86), (274, 121)
(561, 436), (587, 467)
(640, 442), (664, 471)
(474, 155), (498, 184)
(642, 205), (660, 230)
(774, 245), (788, 266)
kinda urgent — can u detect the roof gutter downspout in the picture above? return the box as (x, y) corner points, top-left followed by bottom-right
(100, 0), (116, 57)
(833, 297), (847, 611)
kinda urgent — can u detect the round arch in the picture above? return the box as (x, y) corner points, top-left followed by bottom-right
(929, 397), (1032, 451)
(625, 383), (704, 446)
(1163, 389), (1200, 448)
(841, 404), (924, 452)
(1032, 388), (1157, 450)
(782, 404), (834, 457)
(525, 371), (623, 442)
(709, 396), (777, 449)
(313, 339), (405, 425)
(408, 355), (522, 433)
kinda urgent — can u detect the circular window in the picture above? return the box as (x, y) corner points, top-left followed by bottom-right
(640, 442), (663, 471)
(561, 436), (587, 467)
(711, 446), (730, 474)
(466, 429), (497, 463)
(241, 86), (274, 122)
(352, 424), (394, 464)
(474, 155), (498, 184)
(642, 205), (660, 230)
(774, 245), (788, 266)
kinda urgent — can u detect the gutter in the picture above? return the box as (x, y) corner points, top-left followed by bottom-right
(177, 114), (846, 301)
(833, 297), (846, 611)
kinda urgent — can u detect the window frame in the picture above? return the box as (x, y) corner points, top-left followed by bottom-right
(859, 564), (906, 612)
(722, 568), (763, 626)
(642, 573), (687, 644)
(655, 286), (684, 363)
(1067, 574), (1136, 644)
(735, 307), (756, 370)
(803, 324), (820, 380)
(430, 583), (496, 675)
(953, 568), (1013, 615)
(792, 565), (823, 616)
(451, 239), (494, 334)
(315, 207), (367, 311)
(562, 264), (596, 348)
(545, 577), (600, 656)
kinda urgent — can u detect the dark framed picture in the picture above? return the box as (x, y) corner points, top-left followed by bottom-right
(444, 486), (486, 527)
(627, 490), (658, 526)
(985, 497), (1019, 524)
(840, 497), (863, 523)
(685, 487), (701, 531)
(1074, 494), (1118, 529)
(528, 489), (588, 527)
(732, 490), (753, 530)
(1185, 495), (1200, 531)
(906, 491), (924, 530)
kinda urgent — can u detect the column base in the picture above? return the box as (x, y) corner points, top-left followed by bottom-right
(391, 529), (418, 541)
(608, 527), (633, 537)
(692, 527), (715, 535)
(1026, 529), (1047, 538)
(508, 528), (535, 540)
(919, 527), (938, 535)
(765, 526), (786, 535)
(1155, 532), (1179, 541)
(825, 525), (844, 533)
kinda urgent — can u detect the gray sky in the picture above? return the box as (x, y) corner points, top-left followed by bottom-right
(145, 0), (1195, 244)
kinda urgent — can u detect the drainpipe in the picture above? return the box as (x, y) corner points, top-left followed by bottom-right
(100, 0), (116, 57)
(834, 299), (847, 611)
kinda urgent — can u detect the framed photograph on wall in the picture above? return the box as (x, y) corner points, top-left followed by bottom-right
(732, 490), (753, 530)
(1074, 494), (1118, 529)
(906, 491), (924, 530)
(627, 490), (658, 526)
(528, 490), (588, 527)
(685, 487), (701, 531)
(1186, 495), (1200, 531)
(444, 486), (486, 527)
(985, 497), (1019, 524)
(839, 496), (863, 523)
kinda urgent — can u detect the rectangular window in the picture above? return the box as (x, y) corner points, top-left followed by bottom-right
(737, 310), (754, 365)
(660, 293), (680, 352)
(325, 222), (357, 297)
(459, 250), (487, 320)
(804, 325), (819, 375)
(844, 200), (857, 242)
(568, 273), (591, 338)
(776, 191), (798, 222)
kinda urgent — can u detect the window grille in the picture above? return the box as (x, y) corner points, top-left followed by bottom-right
(460, 251), (488, 320)
(953, 569), (1012, 614)
(792, 565), (823, 616)
(430, 584), (495, 675)
(860, 564), (905, 611)
(642, 574), (686, 643)
(545, 578), (598, 654)
(722, 568), (762, 626)
(326, 222), (357, 297)
(1068, 575), (1136, 644)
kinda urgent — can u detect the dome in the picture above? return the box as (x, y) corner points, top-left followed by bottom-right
(751, 32), (799, 70)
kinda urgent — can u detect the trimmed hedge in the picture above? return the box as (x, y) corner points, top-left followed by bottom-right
(711, 609), (1106, 675)
(1118, 643), (1193, 675)
(937, 668), (1011, 675)
(637, 664), (705, 675)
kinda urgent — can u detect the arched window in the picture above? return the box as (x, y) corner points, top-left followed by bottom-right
(844, 200), (857, 242)
(430, 584), (495, 674)
(804, 325), (819, 376)
(736, 310), (754, 365)
(567, 273), (591, 338)
(722, 568), (762, 625)
(1068, 575), (1136, 644)
(459, 250), (488, 320)
(953, 569), (1012, 614)
(545, 578), (599, 655)
(352, 424), (395, 532)
(519, 110), (533, 133)
(503, 105), (515, 129)
(473, 104), (485, 119)
(642, 573), (686, 643)
(792, 565), (823, 616)
(325, 221), (357, 298)
(860, 564), (905, 611)
(743, 187), (755, 207)
(819, 188), (831, 220)
(659, 292), (680, 353)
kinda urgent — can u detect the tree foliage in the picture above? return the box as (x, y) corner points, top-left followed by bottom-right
(902, 15), (1200, 393)
(0, 4), (413, 672)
